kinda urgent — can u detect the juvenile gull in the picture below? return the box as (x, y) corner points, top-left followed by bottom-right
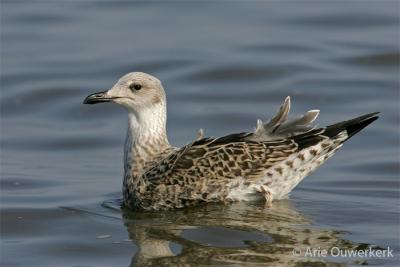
(83, 72), (379, 210)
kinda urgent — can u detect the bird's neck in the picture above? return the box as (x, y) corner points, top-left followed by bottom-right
(124, 104), (170, 183)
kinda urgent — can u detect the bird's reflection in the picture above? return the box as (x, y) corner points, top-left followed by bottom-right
(121, 201), (364, 267)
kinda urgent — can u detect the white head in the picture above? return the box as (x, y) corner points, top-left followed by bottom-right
(84, 72), (169, 146)
(84, 72), (166, 114)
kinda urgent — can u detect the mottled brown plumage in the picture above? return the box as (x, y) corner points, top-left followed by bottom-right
(132, 135), (298, 210)
(83, 72), (379, 210)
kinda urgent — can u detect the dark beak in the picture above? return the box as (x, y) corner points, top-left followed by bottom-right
(83, 91), (112, 104)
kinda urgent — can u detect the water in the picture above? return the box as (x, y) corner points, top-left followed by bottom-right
(1, 1), (399, 266)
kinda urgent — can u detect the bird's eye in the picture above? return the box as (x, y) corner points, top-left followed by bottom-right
(129, 83), (142, 91)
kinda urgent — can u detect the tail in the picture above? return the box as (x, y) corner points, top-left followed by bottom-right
(294, 112), (379, 150)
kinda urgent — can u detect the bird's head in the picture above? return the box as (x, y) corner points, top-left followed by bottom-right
(83, 72), (166, 114)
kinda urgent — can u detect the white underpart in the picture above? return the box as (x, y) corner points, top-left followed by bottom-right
(226, 131), (348, 201)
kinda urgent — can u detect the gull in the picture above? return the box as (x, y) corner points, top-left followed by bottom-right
(83, 72), (379, 210)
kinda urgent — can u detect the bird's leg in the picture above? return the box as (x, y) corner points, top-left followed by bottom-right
(259, 185), (273, 208)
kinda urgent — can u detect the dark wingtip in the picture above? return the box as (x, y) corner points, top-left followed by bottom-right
(292, 112), (379, 150)
(324, 112), (380, 140)
(345, 112), (379, 138)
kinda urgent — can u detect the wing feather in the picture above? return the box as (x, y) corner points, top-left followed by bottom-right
(143, 134), (298, 193)
(252, 96), (320, 141)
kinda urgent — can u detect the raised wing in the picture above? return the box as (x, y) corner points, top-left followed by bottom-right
(251, 96), (320, 141)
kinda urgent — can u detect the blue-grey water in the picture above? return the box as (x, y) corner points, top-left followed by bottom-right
(1, 1), (399, 266)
